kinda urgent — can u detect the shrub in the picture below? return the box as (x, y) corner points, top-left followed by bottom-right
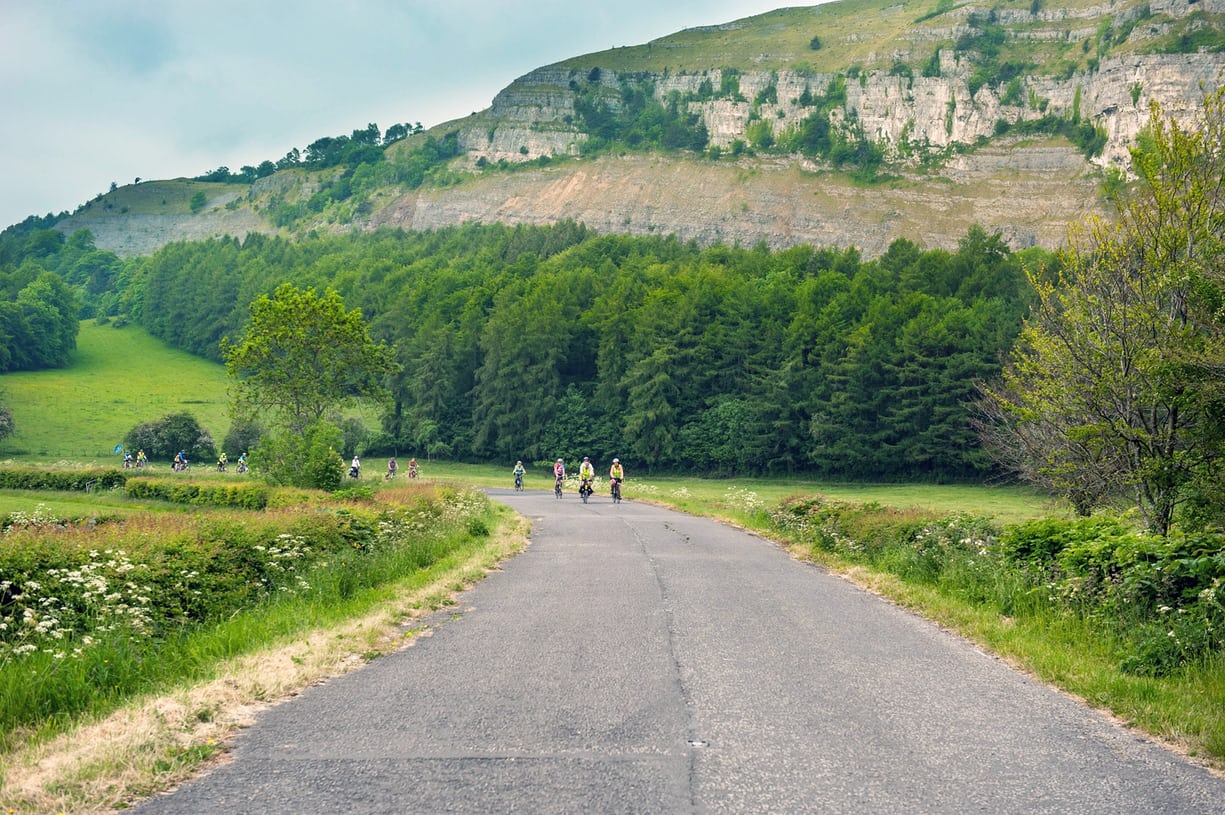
(124, 478), (270, 509)
(222, 417), (263, 459)
(123, 411), (216, 462)
(763, 497), (1225, 676)
(252, 420), (345, 491)
(0, 466), (127, 494)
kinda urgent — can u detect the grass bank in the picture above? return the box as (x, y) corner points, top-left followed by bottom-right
(0, 479), (525, 814)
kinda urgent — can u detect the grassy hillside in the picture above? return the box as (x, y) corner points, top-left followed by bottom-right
(0, 321), (231, 462)
(559, 0), (1217, 74)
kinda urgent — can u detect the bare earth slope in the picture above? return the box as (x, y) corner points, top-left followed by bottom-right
(372, 139), (1104, 255)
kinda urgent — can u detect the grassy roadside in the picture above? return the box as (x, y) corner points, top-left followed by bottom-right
(0, 497), (528, 815)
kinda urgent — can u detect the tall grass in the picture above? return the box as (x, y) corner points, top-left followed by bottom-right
(0, 485), (502, 749)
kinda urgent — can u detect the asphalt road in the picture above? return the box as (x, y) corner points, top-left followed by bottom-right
(133, 487), (1225, 814)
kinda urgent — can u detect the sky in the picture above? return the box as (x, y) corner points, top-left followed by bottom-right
(0, 0), (807, 230)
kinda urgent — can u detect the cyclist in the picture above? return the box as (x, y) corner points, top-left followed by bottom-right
(553, 458), (565, 497)
(136, 449), (147, 468)
(350, 455), (361, 479)
(217, 451), (228, 472)
(578, 456), (595, 499)
(609, 458), (624, 501)
(237, 452), (248, 473)
(513, 460), (526, 490)
(407, 457), (419, 478)
(386, 457), (398, 480)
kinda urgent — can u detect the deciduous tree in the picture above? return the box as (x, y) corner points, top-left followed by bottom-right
(223, 284), (397, 436)
(980, 88), (1225, 534)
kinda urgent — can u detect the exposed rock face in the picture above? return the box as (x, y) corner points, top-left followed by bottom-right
(371, 140), (1104, 256)
(459, 52), (1222, 173)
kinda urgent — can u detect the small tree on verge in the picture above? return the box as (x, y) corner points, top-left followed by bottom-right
(222, 284), (397, 488)
(978, 88), (1225, 534)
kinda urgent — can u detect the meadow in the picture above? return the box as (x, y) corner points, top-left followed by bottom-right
(0, 321), (232, 461)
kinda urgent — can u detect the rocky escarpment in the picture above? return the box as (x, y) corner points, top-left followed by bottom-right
(458, 53), (1221, 173)
(371, 138), (1105, 255)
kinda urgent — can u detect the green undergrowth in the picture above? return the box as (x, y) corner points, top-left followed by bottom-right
(0, 481), (499, 752)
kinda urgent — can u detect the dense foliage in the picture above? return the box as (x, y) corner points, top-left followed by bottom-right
(0, 228), (91, 372)
(123, 222), (1040, 478)
(763, 497), (1225, 676)
(0, 484), (495, 738)
(123, 411), (216, 463)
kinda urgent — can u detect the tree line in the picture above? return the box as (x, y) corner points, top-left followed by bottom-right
(121, 220), (1040, 479)
(0, 227), (87, 373)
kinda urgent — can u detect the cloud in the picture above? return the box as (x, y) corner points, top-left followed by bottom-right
(0, 1), (802, 228)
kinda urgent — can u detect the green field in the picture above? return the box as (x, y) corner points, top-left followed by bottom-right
(0, 321), (232, 462)
(383, 461), (1057, 524)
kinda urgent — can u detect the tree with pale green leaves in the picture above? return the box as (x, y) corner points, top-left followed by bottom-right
(980, 87), (1225, 534)
(222, 284), (397, 487)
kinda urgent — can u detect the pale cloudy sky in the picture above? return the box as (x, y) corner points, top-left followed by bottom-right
(0, 1), (808, 230)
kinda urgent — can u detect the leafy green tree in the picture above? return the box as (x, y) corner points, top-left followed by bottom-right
(123, 412), (215, 462)
(981, 89), (1225, 533)
(223, 284), (397, 436)
(253, 419), (345, 490)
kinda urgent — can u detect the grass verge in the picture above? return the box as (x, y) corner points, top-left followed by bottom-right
(0, 503), (527, 815)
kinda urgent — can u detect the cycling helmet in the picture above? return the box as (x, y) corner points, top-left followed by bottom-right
(583, 456), (590, 461)
(556, 458), (563, 463)
(613, 458), (620, 463)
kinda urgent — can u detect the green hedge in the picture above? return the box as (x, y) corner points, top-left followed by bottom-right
(125, 477), (270, 509)
(766, 498), (1225, 676)
(0, 466), (127, 491)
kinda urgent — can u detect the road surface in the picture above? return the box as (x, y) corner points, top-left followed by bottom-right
(133, 487), (1225, 814)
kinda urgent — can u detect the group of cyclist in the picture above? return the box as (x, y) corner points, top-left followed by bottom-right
(122, 449), (149, 468)
(531, 456), (624, 502)
(382, 456), (419, 480)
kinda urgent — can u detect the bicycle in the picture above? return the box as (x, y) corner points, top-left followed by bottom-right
(579, 478), (593, 504)
(554, 474), (563, 499)
(514, 472), (524, 491)
(611, 478), (622, 504)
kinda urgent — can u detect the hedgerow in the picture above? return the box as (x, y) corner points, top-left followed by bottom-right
(124, 476), (270, 509)
(0, 484), (496, 736)
(764, 497), (1225, 676)
(0, 466), (127, 492)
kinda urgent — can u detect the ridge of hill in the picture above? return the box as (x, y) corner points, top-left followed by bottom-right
(51, 0), (1225, 258)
